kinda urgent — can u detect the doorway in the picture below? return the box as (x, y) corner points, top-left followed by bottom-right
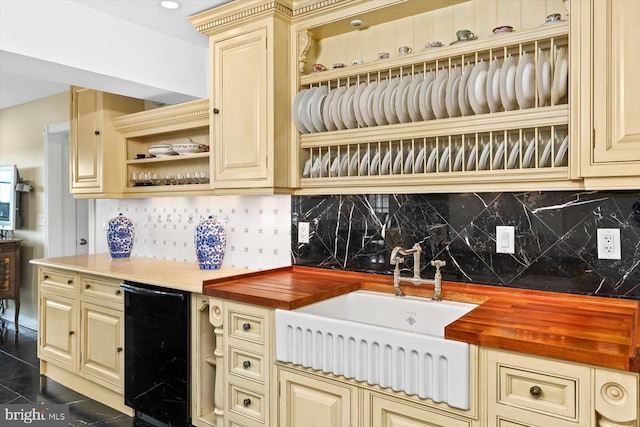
(43, 122), (90, 258)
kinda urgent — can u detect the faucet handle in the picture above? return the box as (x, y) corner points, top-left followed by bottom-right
(391, 255), (404, 265)
(431, 259), (446, 269)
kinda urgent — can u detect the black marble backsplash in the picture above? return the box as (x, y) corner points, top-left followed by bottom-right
(291, 191), (640, 300)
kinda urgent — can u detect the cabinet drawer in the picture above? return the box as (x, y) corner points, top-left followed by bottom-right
(229, 384), (264, 423)
(496, 418), (534, 427)
(230, 346), (265, 384)
(41, 268), (76, 291)
(228, 308), (265, 345)
(80, 275), (123, 303)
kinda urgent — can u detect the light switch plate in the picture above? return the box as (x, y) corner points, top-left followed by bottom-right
(298, 222), (310, 244)
(597, 228), (621, 259)
(496, 226), (515, 254)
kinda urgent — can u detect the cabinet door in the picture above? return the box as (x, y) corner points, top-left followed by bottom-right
(212, 26), (269, 187)
(279, 369), (357, 427)
(78, 301), (124, 392)
(71, 87), (102, 191)
(39, 291), (77, 371)
(587, 0), (640, 176)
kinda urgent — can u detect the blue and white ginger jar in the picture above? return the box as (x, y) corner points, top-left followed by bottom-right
(195, 216), (226, 270)
(107, 213), (134, 258)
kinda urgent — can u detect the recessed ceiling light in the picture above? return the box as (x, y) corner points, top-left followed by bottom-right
(160, 1), (180, 9)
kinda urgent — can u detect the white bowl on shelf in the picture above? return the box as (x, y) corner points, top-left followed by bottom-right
(171, 139), (206, 155)
(148, 143), (176, 157)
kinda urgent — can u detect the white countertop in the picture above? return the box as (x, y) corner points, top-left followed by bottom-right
(31, 254), (252, 293)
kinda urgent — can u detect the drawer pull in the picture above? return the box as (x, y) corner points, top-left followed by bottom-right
(85, 284), (90, 289)
(116, 347), (123, 352)
(115, 289), (122, 295)
(243, 398), (251, 407)
(242, 323), (251, 331)
(69, 331), (75, 336)
(68, 279), (74, 285)
(213, 108), (220, 114)
(529, 385), (542, 398)
(242, 360), (251, 369)
(44, 275), (49, 280)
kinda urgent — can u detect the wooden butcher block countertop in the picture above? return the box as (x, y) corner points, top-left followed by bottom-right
(204, 266), (640, 372)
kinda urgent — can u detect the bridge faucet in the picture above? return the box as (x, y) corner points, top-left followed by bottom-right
(390, 243), (446, 300)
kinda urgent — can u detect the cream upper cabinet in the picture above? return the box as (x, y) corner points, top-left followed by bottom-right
(70, 86), (144, 197)
(573, 0), (640, 186)
(191, 1), (293, 193)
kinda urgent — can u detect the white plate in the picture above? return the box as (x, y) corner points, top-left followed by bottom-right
(310, 86), (328, 132)
(392, 149), (404, 174)
(492, 139), (506, 169)
(302, 156), (314, 177)
(300, 87), (319, 132)
(478, 141), (491, 170)
(507, 140), (521, 169)
(418, 71), (436, 120)
(426, 146), (438, 172)
(352, 82), (369, 128)
(439, 145), (450, 172)
(539, 138), (553, 167)
(554, 135), (569, 167)
(359, 82), (378, 127)
(445, 67), (462, 118)
(293, 89), (310, 133)
(486, 58), (503, 113)
(359, 150), (370, 175)
(403, 148), (415, 173)
(414, 147), (426, 173)
(515, 53), (535, 109)
(468, 60), (490, 114)
(339, 85), (358, 129)
(537, 49), (552, 107)
(383, 77), (401, 124)
(310, 156), (321, 177)
(370, 150), (381, 174)
(372, 79), (389, 126)
(381, 150), (393, 175)
(319, 151), (332, 177)
(329, 86), (347, 130)
(499, 55), (518, 111)
(458, 64), (474, 116)
(339, 152), (350, 176)
(522, 137), (537, 168)
(322, 88), (338, 131)
(348, 151), (360, 176)
(329, 154), (341, 177)
(407, 73), (424, 122)
(394, 75), (413, 123)
(453, 144), (465, 171)
(551, 47), (568, 104)
(431, 68), (449, 119)
(466, 144), (478, 171)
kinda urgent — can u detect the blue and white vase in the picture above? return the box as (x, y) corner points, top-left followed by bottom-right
(107, 213), (134, 258)
(195, 216), (226, 270)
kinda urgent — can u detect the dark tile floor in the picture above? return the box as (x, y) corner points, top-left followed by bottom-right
(0, 318), (153, 426)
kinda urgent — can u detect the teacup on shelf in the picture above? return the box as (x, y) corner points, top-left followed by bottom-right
(493, 25), (514, 34)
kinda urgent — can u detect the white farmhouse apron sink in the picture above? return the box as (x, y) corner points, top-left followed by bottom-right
(275, 290), (477, 410)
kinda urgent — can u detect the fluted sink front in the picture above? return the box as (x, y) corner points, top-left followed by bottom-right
(275, 290), (477, 410)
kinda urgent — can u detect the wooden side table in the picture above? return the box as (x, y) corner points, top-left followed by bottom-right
(0, 239), (21, 331)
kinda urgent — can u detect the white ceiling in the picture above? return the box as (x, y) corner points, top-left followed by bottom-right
(0, 0), (232, 110)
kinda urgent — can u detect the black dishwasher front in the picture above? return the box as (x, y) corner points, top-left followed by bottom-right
(121, 281), (191, 427)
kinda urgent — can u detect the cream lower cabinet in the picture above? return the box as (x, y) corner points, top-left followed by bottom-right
(483, 348), (639, 427)
(37, 267), (131, 415)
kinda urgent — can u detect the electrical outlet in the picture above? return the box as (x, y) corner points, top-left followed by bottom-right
(298, 222), (310, 244)
(597, 228), (621, 259)
(496, 226), (515, 254)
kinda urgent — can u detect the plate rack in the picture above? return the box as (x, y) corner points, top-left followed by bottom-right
(296, 22), (569, 187)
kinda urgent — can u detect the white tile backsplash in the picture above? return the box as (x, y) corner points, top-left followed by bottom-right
(95, 195), (292, 271)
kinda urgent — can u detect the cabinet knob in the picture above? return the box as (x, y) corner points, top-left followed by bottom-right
(242, 360), (251, 369)
(529, 385), (542, 398)
(94, 130), (100, 135)
(242, 323), (251, 331)
(116, 347), (123, 352)
(44, 275), (49, 280)
(79, 238), (87, 245)
(242, 398), (251, 407)
(213, 108), (220, 114)
(85, 284), (90, 289)
(115, 289), (122, 295)
(69, 331), (75, 336)
(68, 279), (74, 285)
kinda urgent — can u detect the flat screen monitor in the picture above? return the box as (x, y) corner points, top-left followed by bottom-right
(0, 165), (21, 231)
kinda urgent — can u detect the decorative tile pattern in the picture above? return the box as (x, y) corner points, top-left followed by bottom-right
(292, 191), (640, 300)
(95, 195), (292, 271)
